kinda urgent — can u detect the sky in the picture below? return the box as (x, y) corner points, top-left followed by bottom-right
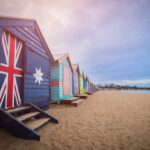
(0, 0), (150, 86)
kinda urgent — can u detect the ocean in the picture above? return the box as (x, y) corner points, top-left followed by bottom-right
(122, 90), (150, 94)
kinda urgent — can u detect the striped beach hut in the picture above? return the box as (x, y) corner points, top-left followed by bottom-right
(51, 53), (73, 104)
(79, 71), (84, 94)
(0, 17), (54, 110)
(72, 64), (80, 96)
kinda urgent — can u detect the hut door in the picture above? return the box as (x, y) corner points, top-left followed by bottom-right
(64, 66), (70, 95)
(0, 31), (23, 109)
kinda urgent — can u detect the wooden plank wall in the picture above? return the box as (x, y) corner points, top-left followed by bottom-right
(83, 78), (87, 93)
(50, 63), (60, 103)
(79, 75), (84, 94)
(0, 25), (51, 109)
(73, 71), (79, 95)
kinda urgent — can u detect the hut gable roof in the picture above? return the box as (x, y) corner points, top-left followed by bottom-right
(54, 53), (73, 72)
(81, 71), (85, 79)
(0, 16), (54, 63)
(86, 76), (88, 81)
(86, 76), (90, 83)
(72, 64), (80, 75)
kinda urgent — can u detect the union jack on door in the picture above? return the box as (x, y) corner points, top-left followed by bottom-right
(0, 31), (23, 109)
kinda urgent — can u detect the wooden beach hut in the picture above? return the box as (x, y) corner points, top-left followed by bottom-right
(88, 77), (91, 92)
(90, 83), (93, 92)
(83, 74), (87, 93)
(86, 77), (92, 95)
(0, 17), (58, 140)
(93, 84), (96, 92)
(51, 53), (73, 104)
(79, 71), (84, 94)
(78, 71), (88, 99)
(86, 76), (89, 92)
(72, 64), (80, 96)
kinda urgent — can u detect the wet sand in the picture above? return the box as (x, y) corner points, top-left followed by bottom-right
(0, 91), (150, 150)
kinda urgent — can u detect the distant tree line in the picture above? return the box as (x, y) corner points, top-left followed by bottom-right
(96, 84), (150, 91)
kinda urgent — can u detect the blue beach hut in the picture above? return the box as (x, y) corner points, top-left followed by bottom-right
(0, 17), (58, 140)
(83, 74), (87, 93)
(51, 53), (73, 104)
(0, 17), (54, 110)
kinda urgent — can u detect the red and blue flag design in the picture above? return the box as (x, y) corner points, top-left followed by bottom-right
(0, 31), (23, 109)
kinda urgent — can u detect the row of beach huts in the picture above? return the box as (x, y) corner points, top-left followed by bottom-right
(0, 17), (95, 140)
(51, 53), (94, 106)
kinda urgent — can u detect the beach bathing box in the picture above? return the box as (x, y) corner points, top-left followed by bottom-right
(90, 83), (93, 92)
(86, 76), (89, 92)
(93, 84), (95, 92)
(83, 75), (87, 93)
(0, 17), (54, 110)
(79, 71), (84, 94)
(72, 64), (80, 96)
(87, 77), (91, 92)
(51, 53), (73, 104)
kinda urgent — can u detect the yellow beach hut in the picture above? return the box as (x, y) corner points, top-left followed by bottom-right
(79, 72), (84, 94)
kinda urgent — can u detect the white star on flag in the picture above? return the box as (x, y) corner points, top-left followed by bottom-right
(33, 68), (44, 85)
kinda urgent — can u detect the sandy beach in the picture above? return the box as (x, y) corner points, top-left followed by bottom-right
(0, 91), (150, 150)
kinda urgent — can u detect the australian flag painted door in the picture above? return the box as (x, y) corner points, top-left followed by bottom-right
(0, 30), (23, 109)
(24, 47), (50, 107)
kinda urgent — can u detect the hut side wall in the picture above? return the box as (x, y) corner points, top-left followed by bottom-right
(50, 63), (60, 103)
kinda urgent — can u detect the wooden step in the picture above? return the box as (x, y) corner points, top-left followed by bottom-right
(86, 92), (93, 95)
(6, 106), (31, 114)
(80, 94), (88, 96)
(0, 103), (58, 141)
(26, 118), (50, 130)
(17, 112), (40, 122)
(71, 99), (84, 106)
(62, 97), (80, 101)
(76, 94), (88, 99)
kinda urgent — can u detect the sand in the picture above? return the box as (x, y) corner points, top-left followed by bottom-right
(0, 91), (150, 150)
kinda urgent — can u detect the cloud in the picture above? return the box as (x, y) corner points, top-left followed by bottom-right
(0, 0), (150, 84)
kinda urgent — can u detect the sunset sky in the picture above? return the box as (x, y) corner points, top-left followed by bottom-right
(0, 0), (150, 86)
